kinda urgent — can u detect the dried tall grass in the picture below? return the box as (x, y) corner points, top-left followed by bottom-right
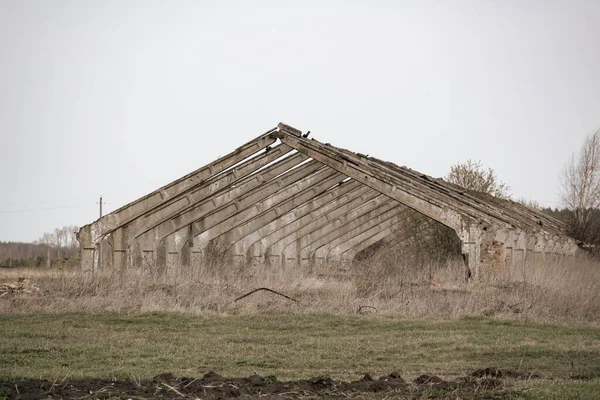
(1, 254), (599, 324)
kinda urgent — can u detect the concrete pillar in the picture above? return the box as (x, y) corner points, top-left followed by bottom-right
(159, 226), (192, 274)
(107, 227), (127, 277)
(78, 133), (279, 259)
(80, 246), (97, 273)
(131, 154), (314, 269)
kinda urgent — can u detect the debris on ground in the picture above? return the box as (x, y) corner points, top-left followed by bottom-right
(0, 277), (39, 297)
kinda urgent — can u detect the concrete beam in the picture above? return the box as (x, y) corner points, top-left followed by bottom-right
(266, 192), (390, 266)
(79, 131), (279, 271)
(276, 128), (579, 279)
(296, 203), (405, 266)
(107, 143), (294, 272)
(136, 158), (324, 270)
(314, 208), (412, 262)
(79, 132), (278, 245)
(229, 180), (365, 263)
(278, 132), (466, 232)
(247, 185), (376, 265)
(191, 169), (348, 256)
(342, 217), (433, 262)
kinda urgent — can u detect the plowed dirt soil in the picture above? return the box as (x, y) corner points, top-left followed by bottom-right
(1, 368), (537, 399)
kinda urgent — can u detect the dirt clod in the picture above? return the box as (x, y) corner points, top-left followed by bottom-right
(414, 374), (444, 385)
(0, 369), (536, 399)
(202, 370), (223, 382)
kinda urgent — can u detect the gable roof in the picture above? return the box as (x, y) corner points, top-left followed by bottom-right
(77, 122), (578, 274)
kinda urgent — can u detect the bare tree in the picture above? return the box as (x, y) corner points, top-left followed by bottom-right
(34, 226), (80, 267)
(446, 159), (511, 199)
(55, 228), (65, 258)
(561, 130), (600, 240)
(37, 232), (56, 267)
(67, 226), (79, 250)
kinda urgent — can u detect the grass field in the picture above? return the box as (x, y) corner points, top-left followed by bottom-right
(2, 257), (600, 398)
(1, 312), (599, 398)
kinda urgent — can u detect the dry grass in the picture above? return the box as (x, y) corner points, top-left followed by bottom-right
(1, 254), (599, 324)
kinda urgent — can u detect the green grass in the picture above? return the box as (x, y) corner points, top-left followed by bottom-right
(1, 313), (599, 397)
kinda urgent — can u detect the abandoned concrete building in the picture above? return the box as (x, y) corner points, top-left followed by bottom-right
(77, 123), (580, 281)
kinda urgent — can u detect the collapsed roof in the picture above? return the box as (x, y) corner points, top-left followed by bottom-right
(77, 123), (579, 280)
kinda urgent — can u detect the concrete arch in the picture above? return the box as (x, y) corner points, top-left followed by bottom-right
(313, 208), (413, 263)
(250, 186), (377, 266)
(107, 143), (295, 271)
(275, 125), (579, 278)
(132, 156), (322, 269)
(268, 193), (393, 267)
(78, 123), (580, 281)
(228, 181), (365, 264)
(190, 170), (348, 258)
(341, 217), (429, 262)
(339, 215), (418, 262)
(78, 131), (280, 271)
(291, 202), (404, 267)
(165, 167), (346, 267)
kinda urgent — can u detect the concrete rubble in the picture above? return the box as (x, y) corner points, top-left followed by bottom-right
(0, 278), (39, 297)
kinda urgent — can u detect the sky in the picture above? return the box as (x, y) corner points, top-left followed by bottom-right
(1, 0), (599, 242)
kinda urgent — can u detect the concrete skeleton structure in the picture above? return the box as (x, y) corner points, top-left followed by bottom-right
(77, 123), (581, 280)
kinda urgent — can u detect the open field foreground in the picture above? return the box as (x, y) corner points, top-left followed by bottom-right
(1, 313), (599, 399)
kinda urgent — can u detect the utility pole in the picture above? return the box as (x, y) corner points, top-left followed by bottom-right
(98, 195), (103, 270)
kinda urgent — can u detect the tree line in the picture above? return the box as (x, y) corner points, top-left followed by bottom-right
(0, 225), (79, 268)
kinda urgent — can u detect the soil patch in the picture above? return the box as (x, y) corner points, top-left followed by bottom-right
(0, 368), (536, 399)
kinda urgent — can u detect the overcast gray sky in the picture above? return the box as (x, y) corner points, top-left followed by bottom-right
(1, 0), (599, 242)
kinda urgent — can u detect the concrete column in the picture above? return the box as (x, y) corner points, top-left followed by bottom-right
(78, 133), (279, 257)
(131, 154), (314, 268)
(107, 227), (128, 277)
(159, 226), (192, 274)
(80, 246), (97, 273)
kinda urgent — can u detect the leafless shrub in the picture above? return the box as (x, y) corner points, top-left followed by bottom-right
(561, 129), (600, 243)
(446, 159), (511, 199)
